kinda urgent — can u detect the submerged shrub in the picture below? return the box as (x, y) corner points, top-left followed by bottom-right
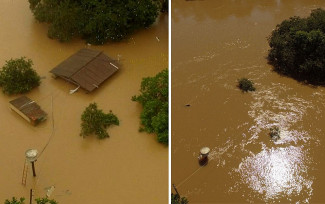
(80, 103), (119, 139)
(35, 197), (57, 204)
(4, 197), (57, 204)
(270, 127), (280, 141)
(0, 57), (40, 95)
(4, 197), (25, 204)
(237, 78), (256, 92)
(171, 193), (189, 204)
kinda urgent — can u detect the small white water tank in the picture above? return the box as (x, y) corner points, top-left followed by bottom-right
(200, 147), (210, 157)
(25, 149), (38, 162)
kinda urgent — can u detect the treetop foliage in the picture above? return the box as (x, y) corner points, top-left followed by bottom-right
(171, 193), (189, 204)
(80, 103), (119, 139)
(35, 198), (57, 204)
(4, 197), (25, 204)
(268, 8), (325, 84)
(132, 69), (168, 145)
(4, 197), (57, 204)
(0, 57), (40, 95)
(28, 0), (163, 44)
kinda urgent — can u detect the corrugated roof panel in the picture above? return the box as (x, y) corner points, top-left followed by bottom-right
(50, 48), (119, 92)
(71, 70), (99, 92)
(9, 96), (47, 124)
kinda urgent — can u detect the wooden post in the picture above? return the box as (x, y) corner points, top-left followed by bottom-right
(172, 184), (180, 197)
(31, 161), (36, 177)
(29, 189), (33, 204)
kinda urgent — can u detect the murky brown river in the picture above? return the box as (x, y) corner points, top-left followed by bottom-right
(172, 0), (325, 203)
(0, 1), (168, 203)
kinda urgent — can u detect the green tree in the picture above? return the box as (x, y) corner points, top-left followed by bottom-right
(132, 69), (168, 145)
(4, 197), (25, 204)
(80, 103), (119, 139)
(171, 193), (189, 204)
(0, 57), (40, 95)
(268, 8), (325, 84)
(28, 0), (162, 44)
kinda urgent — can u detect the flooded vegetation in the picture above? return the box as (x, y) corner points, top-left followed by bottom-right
(0, 1), (168, 203)
(172, 0), (325, 203)
(268, 8), (325, 85)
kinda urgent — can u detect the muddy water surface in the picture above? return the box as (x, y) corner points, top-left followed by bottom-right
(172, 0), (325, 203)
(0, 1), (168, 203)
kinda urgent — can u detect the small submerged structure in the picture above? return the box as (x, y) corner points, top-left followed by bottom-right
(50, 48), (119, 93)
(198, 147), (210, 166)
(9, 96), (47, 125)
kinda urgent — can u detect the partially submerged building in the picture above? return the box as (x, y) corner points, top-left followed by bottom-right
(50, 48), (119, 93)
(9, 96), (47, 125)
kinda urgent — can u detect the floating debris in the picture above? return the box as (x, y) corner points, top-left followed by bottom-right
(46, 186), (55, 198)
(69, 86), (80, 94)
(270, 127), (280, 141)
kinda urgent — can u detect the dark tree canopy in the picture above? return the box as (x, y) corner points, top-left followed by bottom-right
(28, 0), (163, 44)
(171, 193), (189, 204)
(268, 8), (325, 84)
(132, 69), (168, 145)
(0, 57), (40, 95)
(80, 103), (119, 139)
(161, 0), (168, 12)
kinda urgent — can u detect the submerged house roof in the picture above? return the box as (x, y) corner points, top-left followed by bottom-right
(50, 48), (119, 92)
(9, 96), (47, 125)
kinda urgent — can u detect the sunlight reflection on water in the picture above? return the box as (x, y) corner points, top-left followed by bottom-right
(237, 146), (313, 201)
(232, 84), (317, 202)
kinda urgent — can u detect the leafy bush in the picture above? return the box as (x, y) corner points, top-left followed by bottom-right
(132, 69), (168, 145)
(237, 78), (256, 92)
(80, 103), (119, 139)
(35, 198), (57, 204)
(171, 193), (189, 204)
(0, 57), (40, 95)
(28, 0), (162, 44)
(4, 197), (25, 204)
(4, 197), (57, 204)
(268, 8), (325, 84)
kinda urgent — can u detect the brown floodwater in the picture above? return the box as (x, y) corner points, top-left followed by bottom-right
(0, 1), (168, 203)
(172, 0), (325, 203)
